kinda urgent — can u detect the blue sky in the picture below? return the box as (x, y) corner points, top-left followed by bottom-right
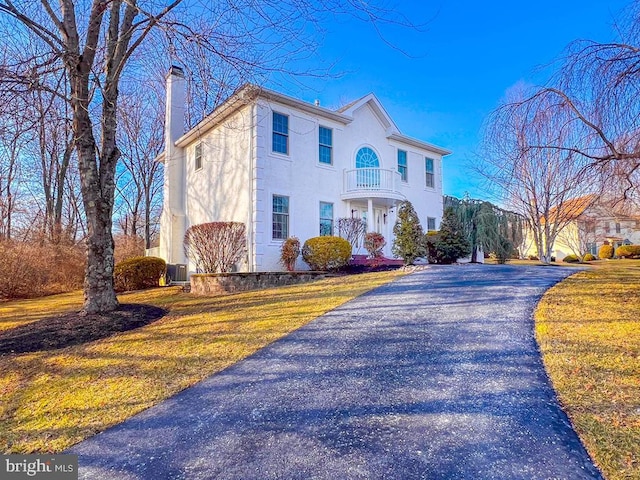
(269, 0), (630, 200)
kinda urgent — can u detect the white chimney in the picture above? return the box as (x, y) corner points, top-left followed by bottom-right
(160, 65), (187, 265)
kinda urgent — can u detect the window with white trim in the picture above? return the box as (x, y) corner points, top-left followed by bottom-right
(195, 142), (202, 170)
(427, 217), (437, 231)
(319, 202), (334, 236)
(272, 112), (289, 154)
(397, 149), (408, 182)
(272, 195), (289, 239)
(319, 126), (332, 165)
(425, 157), (435, 188)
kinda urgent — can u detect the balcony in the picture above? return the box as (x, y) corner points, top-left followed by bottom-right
(342, 168), (405, 203)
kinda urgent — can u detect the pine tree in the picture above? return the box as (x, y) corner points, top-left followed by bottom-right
(436, 207), (472, 264)
(392, 201), (425, 264)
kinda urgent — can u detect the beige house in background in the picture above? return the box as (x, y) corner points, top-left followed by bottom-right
(531, 195), (640, 260)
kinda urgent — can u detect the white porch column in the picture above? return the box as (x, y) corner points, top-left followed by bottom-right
(367, 198), (374, 232)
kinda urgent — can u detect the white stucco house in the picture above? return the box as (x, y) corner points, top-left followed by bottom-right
(154, 66), (450, 274)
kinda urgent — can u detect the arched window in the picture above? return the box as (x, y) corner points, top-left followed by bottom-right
(355, 147), (380, 168)
(355, 147), (380, 187)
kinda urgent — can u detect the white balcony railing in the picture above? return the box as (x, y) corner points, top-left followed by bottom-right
(343, 168), (403, 196)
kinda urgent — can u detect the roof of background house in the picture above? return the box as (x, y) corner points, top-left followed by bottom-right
(544, 194), (598, 224)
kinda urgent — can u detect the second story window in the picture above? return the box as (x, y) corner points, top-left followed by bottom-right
(195, 143), (202, 170)
(319, 126), (333, 165)
(272, 112), (289, 155)
(397, 149), (408, 182)
(615, 222), (621, 234)
(425, 157), (435, 188)
(427, 217), (436, 231)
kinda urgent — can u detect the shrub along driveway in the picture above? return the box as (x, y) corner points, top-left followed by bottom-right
(70, 265), (602, 479)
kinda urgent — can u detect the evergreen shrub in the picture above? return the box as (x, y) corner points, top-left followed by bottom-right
(302, 236), (352, 271)
(392, 201), (425, 265)
(114, 256), (166, 292)
(615, 245), (640, 258)
(598, 244), (614, 259)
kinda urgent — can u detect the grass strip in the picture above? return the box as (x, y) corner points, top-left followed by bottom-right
(536, 260), (640, 480)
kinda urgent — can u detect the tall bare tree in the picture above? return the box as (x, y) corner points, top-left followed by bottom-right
(482, 87), (593, 263)
(115, 87), (163, 248)
(506, 2), (640, 202)
(0, 0), (417, 313)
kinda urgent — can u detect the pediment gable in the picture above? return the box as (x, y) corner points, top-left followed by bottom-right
(337, 93), (400, 135)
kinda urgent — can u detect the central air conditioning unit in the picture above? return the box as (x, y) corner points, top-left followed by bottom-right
(166, 264), (187, 283)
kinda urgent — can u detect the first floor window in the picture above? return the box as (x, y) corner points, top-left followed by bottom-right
(615, 222), (621, 234)
(427, 217), (436, 231)
(397, 149), (408, 182)
(425, 157), (435, 188)
(272, 112), (289, 154)
(195, 142), (202, 170)
(320, 202), (334, 236)
(272, 195), (289, 239)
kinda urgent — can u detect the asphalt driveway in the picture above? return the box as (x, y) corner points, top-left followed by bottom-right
(69, 264), (602, 479)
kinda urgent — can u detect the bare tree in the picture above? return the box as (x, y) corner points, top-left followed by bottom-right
(507, 3), (640, 202)
(0, 100), (30, 240)
(0, 0), (418, 313)
(115, 87), (163, 248)
(482, 87), (593, 264)
(337, 217), (367, 251)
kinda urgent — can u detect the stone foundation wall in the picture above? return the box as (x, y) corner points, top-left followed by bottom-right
(190, 272), (327, 295)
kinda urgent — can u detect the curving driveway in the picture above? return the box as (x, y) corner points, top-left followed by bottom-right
(70, 264), (602, 479)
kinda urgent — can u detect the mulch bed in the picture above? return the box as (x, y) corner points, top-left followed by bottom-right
(0, 304), (167, 356)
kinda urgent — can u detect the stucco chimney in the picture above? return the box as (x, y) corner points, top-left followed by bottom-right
(160, 65), (187, 265)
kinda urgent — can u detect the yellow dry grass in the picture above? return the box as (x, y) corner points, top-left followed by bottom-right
(0, 271), (403, 453)
(536, 260), (640, 480)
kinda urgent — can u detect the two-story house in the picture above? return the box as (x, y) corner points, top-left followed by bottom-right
(155, 66), (450, 273)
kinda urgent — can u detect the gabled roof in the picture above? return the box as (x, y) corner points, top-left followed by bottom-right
(336, 93), (400, 134)
(166, 84), (450, 157)
(175, 84), (352, 148)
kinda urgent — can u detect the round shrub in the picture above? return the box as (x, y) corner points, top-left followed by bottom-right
(114, 256), (166, 292)
(302, 236), (352, 271)
(582, 253), (596, 262)
(563, 254), (580, 263)
(598, 244), (614, 259)
(615, 244), (640, 258)
(280, 236), (301, 271)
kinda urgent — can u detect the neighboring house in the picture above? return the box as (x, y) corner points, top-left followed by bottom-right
(528, 195), (640, 260)
(153, 66), (450, 273)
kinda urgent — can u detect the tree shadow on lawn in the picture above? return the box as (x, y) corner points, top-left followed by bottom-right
(0, 304), (167, 355)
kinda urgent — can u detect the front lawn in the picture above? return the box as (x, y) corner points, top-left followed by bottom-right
(0, 270), (404, 453)
(536, 260), (640, 480)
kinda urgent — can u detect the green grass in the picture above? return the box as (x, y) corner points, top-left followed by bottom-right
(0, 271), (404, 453)
(535, 260), (640, 480)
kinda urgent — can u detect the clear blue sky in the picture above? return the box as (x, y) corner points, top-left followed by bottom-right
(267, 0), (630, 200)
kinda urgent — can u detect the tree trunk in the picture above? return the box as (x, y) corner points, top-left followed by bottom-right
(68, 63), (119, 314)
